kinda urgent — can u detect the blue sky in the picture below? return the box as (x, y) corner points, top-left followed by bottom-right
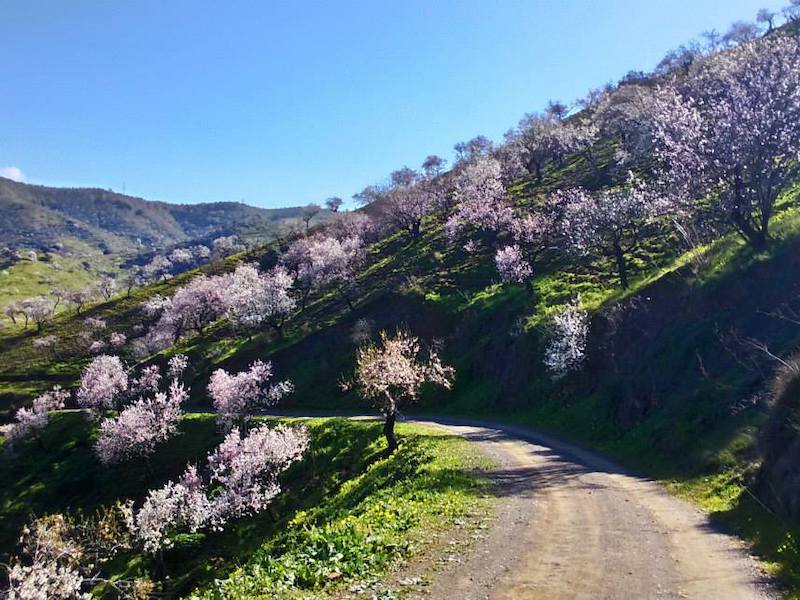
(1, 0), (787, 208)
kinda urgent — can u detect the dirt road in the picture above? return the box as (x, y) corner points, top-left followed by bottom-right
(407, 417), (775, 600)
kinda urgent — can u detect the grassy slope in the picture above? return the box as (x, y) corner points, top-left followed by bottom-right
(0, 414), (491, 598)
(0, 237), (120, 317)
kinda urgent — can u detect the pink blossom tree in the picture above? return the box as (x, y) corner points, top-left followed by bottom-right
(651, 34), (800, 250)
(282, 235), (365, 311)
(94, 355), (189, 464)
(109, 332), (127, 349)
(131, 424), (308, 552)
(208, 360), (293, 431)
(326, 212), (375, 242)
(206, 424), (308, 522)
(349, 330), (454, 453)
(555, 180), (656, 289)
(445, 156), (513, 241)
(132, 465), (212, 552)
(76, 355), (129, 417)
(95, 379), (188, 465)
(3, 387), (69, 450)
(493, 210), (559, 292)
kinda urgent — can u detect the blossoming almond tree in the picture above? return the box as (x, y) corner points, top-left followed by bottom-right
(94, 355), (190, 465)
(224, 264), (296, 338)
(208, 360), (293, 431)
(555, 179), (656, 289)
(493, 210), (559, 292)
(446, 156), (513, 241)
(349, 330), (454, 453)
(94, 379), (188, 465)
(282, 235), (365, 311)
(3, 387), (69, 450)
(543, 297), (589, 380)
(131, 424), (308, 552)
(651, 34), (800, 250)
(75, 355), (129, 417)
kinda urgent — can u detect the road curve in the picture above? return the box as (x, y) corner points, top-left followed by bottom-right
(279, 413), (776, 599)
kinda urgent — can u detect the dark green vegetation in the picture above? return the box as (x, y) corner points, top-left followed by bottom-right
(0, 413), (491, 598)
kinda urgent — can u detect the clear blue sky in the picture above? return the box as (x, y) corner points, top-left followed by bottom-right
(1, 0), (786, 208)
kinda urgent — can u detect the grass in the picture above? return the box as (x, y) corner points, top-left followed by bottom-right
(0, 237), (121, 319)
(0, 413), (493, 598)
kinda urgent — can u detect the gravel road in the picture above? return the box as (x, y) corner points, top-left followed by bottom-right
(411, 417), (776, 600)
(276, 412), (776, 599)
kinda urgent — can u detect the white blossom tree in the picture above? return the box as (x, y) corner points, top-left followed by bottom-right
(224, 264), (296, 338)
(543, 297), (589, 379)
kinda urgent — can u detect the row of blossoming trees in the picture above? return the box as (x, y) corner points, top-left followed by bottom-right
(26, 26), (796, 396)
(2, 321), (455, 597)
(1, 347), (310, 597)
(347, 30), (800, 377)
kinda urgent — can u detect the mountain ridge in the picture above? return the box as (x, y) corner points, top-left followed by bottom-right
(0, 176), (318, 254)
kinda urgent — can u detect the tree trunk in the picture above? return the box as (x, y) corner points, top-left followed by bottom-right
(613, 242), (629, 290)
(410, 220), (421, 239)
(339, 288), (355, 312)
(383, 411), (398, 454)
(749, 229), (768, 252)
(524, 278), (535, 297)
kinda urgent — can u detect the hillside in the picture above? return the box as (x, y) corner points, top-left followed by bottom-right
(3, 16), (800, 600)
(0, 176), (319, 254)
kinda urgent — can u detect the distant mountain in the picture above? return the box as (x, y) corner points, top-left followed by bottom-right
(0, 176), (319, 254)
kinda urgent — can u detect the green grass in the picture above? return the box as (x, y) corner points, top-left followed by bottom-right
(0, 413), (492, 598)
(194, 420), (492, 599)
(0, 237), (121, 321)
